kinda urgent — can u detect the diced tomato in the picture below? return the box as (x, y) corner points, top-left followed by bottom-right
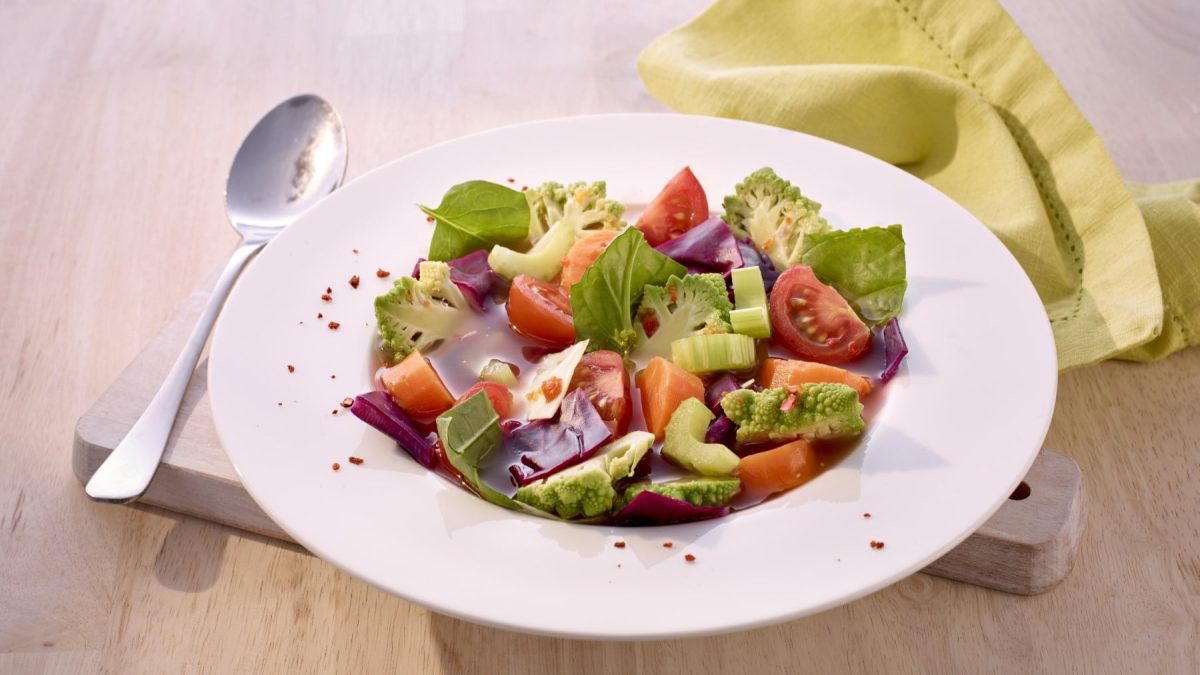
(769, 266), (871, 364)
(758, 357), (873, 398)
(635, 356), (705, 440)
(738, 440), (819, 495)
(456, 381), (513, 418)
(381, 351), (456, 420)
(569, 350), (632, 436)
(635, 167), (710, 246)
(507, 274), (575, 346)
(560, 230), (618, 289)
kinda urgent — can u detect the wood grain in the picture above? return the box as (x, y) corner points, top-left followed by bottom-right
(70, 279), (1087, 593)
(2, 0), (1198, 672)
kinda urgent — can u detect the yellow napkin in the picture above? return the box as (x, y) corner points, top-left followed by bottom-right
(638, 0), (1200, 369)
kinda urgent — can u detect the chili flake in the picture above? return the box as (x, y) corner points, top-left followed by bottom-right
(328, 321), (340, 330)
(287, 365), (295, 373)
(349, 275), (360, 289)
(332, 462), (341, 471)
(863, 512), (872, 519)
(870, 540), (885, 550)
(425, 215), (434, 223)
(376, 269), (390, 278)
(613, 541), (626, 549)
(662, 542), (673, 549)
(684, 554), (696, 563)
(321, 293), (332, 302)
(348, 456), (364, 465)
(340, 397), (353, 408)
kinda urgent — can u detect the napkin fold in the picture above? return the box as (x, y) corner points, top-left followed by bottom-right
(638, 0), (1200, 369)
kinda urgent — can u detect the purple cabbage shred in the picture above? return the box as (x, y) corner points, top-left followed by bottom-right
(507, 390), (613, 486)
(879, 319), (908, 383)
(350, 391), (438, 469)
(612, 490), (731, 526)
(653, 217), (744, 275)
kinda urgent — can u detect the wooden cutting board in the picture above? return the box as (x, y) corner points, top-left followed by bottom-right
(73, 281), (1086, 596)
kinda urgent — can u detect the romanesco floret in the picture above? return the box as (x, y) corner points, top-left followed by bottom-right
(723, 167), (831, 272)
(560, 181), (626, 239)
(623, 477), (741, 508)
(633, 273), (733, 361)
(374, 261), (468, 358)
(524, 181), (567, 244)
(719, 384), (864, 445)
(514, 431), (654, 519)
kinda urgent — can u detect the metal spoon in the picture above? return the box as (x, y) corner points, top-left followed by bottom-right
(86, 94), (348, 503)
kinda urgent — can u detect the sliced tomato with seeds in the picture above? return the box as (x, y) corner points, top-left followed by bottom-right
(569, 350), (632, 436)
(455, 381), (513, 419)
(635, 167), (710, 246)
(507, 274), (575, 346)
(768, 266), (871, 364)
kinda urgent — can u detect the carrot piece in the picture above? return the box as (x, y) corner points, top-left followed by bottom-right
(381, 351), (456, 420)
(560, 230), (619, 289)
(635, 357), (705, 440)
(738, 440), (819, 495)
(757, 357), (873, 399)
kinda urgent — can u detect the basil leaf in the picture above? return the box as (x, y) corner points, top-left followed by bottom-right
(421, 181), (530, 261)
(799, 225), (906, 325)
(570, 228), (686, 354)
(435, 391), (517, 509)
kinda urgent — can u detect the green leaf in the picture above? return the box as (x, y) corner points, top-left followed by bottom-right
(800, 225), (907, 326)
(435, 391), (517, 509)
(569, 228), (686, 354)
(421, 181), (530, 261)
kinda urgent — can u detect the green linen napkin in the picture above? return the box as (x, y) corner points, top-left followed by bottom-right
(638, 0), (1200, 369)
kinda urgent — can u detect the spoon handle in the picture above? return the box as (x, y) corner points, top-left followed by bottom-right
(85, 239), (266, 503)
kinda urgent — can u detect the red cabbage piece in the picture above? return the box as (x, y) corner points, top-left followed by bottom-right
(735, 237), (780, 294)
(350, 391), (438, 469)
(411, 250), (496, 311)
(704, 414), (737, 448)
(880, 318), (908, 383)
(653, 217), (743, 275)
(704, 373), (741, 413)
(507, 390), (613, 485)
(612, 490), (731, 526)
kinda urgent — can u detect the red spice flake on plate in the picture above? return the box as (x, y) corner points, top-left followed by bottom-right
(349, 275), (360, 289)
(684, 554), (696, 563)
(425, 215), (434, 223)
(328, 321), (341, 330)
(340, 397), (353, 408)
(376, 268), (390, 278)
(332, 462), (340, 471)
(348, 456), (364, 465)
(317, 312), (324, 319)
(277, 402), (283, 407)
(287, 365), (295, 373)
(662, 541), (673, 549)
(613, 541), (626, 549)
(506, 177), (515, 183)
(863, 512), (872, 519)
(870, 540), (885, 550)
(352, 248), (359, 254)
(331, 409), (339, 415)
(321, 293), (332, 302)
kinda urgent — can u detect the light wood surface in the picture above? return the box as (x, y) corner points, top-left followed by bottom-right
(2, 0), (1197, 672)
(70, 275), (1087, 594)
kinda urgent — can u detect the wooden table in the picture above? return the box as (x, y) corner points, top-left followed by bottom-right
(2, 1), (1197, 672)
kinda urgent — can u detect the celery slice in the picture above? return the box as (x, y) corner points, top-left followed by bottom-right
(670, 333), (757, 374)
(730, 306), (772, 339)
(479, 359), (518, 387)
(731, 266), (767, 309)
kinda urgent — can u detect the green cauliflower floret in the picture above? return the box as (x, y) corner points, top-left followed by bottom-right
(720, 384), (864, 445)
(560, 181), (626, 239)
(633, 273), (733, 361)
(374, 261), (469, 358)
(623, 477), (741, 508)
(514, 431), (654, 519)
(723, 167), (831, 272)
(524, 181), (567, 244)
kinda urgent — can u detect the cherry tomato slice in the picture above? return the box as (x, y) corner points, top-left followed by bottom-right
(635, 167), (710, 247)
(455, 381), (513, 418)
(569, 350), (632, 436)
(507, 274), (575, 346)
(768, 266), (871, 364)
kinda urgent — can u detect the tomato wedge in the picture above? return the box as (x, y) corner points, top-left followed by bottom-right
(507, 274), (575, 346)
(768, 266), (871, 364)
(455, 381), (513, 418)
(569, 350), (632, 436)
(560, 230), (618, 289)
(635, 167), (710, 247)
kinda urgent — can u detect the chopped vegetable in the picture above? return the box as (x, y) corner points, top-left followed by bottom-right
(623, 477), (741, 508)
(704, 414), (737, 448)
(736, 237), (780, 294)
(758, 357), (873, 399)
(569, 350), (633, 437)
(561, 230), (618, 289)
(519, 340), (589, 420)
(738, 439), (819, 495)
(799, 225), (907, 325)
(720, 385), (864, 445)
(635, 167), (709, 246)
(507, 274), (575, 346)
(723, 167), (831, 272)
(508, 389), (613, 486)
(421, 180), (530, 261)
(435, 391), (516, 509)
(479, 359), (519, 387)
(381, 351), (456, 419)
(349, 391), (437, 469)
(523, 181), (567, 244)
(633, 273), (733, 361)
(652, 216), (743, 275)
(731, 266), (768, 310)
(670, 333), (757, 374)
(489, 216), (576, 282)
(412, 250), (496, 311)
(704, 373), (742, 414)
(661, 398), (740, 476)
(375, 261), (470, 358)
(769, 265), (872, 364)
(456, 381), (513, 419)
(612, 490), (730, 526)
(635, 356), (705, 440)
(880, 318), (909, 383)
(570, 228), (686, 354)
(729, 306), (771, 339)
(514, 431), (654, 519)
